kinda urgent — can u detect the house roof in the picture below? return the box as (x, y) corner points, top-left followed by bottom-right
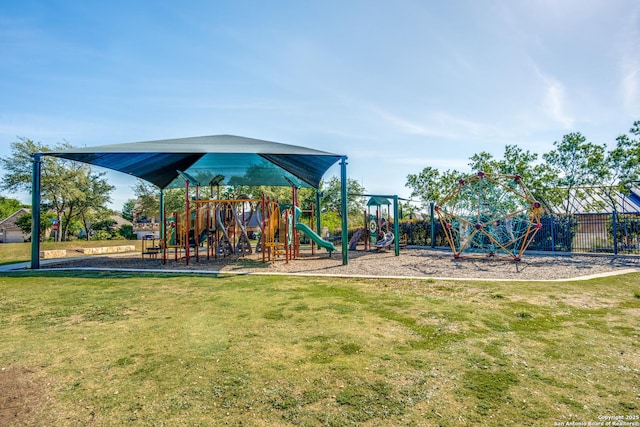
(0, 208), (30, 229)
(44, 135), (343, 190)
(549, 186), (640, 214)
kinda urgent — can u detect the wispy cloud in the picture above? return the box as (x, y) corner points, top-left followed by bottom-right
(617, 6), (640, 115)
(621, 65), (639, 112)
(529, 62), (574, 129)
(368, 106), (515, 143)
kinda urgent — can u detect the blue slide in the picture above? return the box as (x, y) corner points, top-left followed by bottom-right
(294, 207), (337, 255)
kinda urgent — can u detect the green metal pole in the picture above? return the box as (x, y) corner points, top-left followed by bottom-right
(31, 154), (42, 269)
(340, 157), (348, 265)
(393, 195), (400, 256)
(430, 201), (435, 248)
(160, 189), (165, 240)
(315, 189), (321, 235)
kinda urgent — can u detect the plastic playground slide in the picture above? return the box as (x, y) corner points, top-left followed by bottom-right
(375, 232), (394, 249)
(348, 228), (366, 250)
(292, 206), (336, 253)
(295, 222), (337, 254)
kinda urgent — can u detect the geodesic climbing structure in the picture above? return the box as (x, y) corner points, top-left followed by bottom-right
(434, 172), (543, 261)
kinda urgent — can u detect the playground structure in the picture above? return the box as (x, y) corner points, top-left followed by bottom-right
(434, 172), (543, 261)
(161, 172), (336, 265)
(349, 195), (400, 254)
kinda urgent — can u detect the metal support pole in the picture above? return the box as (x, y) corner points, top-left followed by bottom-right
(612, 210), (618, 256)
(550, 215), (556, 252)
(393, 195), (400, 256)
(160, 189), (165, 240)
(340, 156), (349, 265)
(315, 189), (322, 235)
(430, 201), (435, 248)
(30, 154), (42, 269)
(185, 181), (190, 265)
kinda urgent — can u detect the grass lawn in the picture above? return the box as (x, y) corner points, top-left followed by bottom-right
(0, 271), (638, 426)
(0, 241), (142, 266)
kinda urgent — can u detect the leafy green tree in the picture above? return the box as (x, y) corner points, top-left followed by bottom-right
(408, 145), (555, 211)
(494, 145), (557, 209)
(0, 196), (23, 220)
(121, 199), (136, 222)
(0, 137), (114, 241)
(319, 176), (365, 221)
(131, 179), (186, 219)
(90, 230), (112, 241)
(406, 166), (440, 209)
(614, 120), (640, 185)
(586, 121), (640, 212)
(131, 179), (160, 219)
(14, 211), (56, 240)
(75, 173), (114, 240)
(398, 200), (420, 219)
(542, 132), (607, 214)
(467, 151), (499, 174)
(405, 167), (462, 209)
(117, 224), (134, 239)
(14, 213), (33, 236)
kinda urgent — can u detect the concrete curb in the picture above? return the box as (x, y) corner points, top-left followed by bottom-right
(4, 264), (639, 283)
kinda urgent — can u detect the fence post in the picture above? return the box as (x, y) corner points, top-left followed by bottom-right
(550, 215), (555, 252)
(612, 210), (618, 256)
(408, 221), (413, 245)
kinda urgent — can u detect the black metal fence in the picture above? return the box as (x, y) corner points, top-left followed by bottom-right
(394, 212), (640, 255)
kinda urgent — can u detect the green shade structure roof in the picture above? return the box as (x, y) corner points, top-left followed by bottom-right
(45, 135), (343, 189)
(367, 196), (392, 206)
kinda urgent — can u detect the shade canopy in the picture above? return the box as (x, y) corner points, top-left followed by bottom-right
(367, 196), (392, 206)
(46, 135), (343, 189)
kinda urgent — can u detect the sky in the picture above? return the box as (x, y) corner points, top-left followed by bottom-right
(1, 0), (639, 211)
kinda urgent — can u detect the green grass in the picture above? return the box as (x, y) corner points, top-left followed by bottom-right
(0, 241), (142, 265)
(0, 271), (638, 426)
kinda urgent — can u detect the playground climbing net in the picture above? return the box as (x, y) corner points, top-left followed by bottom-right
(435, 172), (543, 261)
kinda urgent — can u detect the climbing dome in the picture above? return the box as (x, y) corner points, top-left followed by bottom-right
(434, 172), (543, 261)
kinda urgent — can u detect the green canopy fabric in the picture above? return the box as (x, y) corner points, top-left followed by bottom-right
(31, 134), (351, 268)
(46, 135), (343, 189)
(367, 196), (391, 206)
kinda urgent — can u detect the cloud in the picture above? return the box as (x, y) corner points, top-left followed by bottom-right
(529, 61), (574, 129)
(368, 106), (515, 143)
(617, 6), (640, 115)
(621, 65), (639, 112)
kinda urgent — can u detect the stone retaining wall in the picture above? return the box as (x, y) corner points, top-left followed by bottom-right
(40, 245), (136, 259)
(40, 249), (68, 259)
(77, 245), (136, 255)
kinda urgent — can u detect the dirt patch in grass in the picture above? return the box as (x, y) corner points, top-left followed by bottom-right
(0, 367), (54, 426)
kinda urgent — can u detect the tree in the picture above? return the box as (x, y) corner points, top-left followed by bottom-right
(14, 213), (33, 236)
(405, 167), (462, 210)
(76, 172), (114, 240)
(14, 211), (56, 240)
(121, 199), (136, 222)
(131, 179), (161, 219)
(588, 121), (640, 212)
(467, 151), (499, 175)
(542, 132), (607, 214)
(117, 224), (134, 240)
(0, 196), (23, 220)
(0, 137), (115, 240)
(319, 176), (365, 221)
(615, 120), (640, 185)
(131, 179), (185, 219)
(406, 166), (440, 209)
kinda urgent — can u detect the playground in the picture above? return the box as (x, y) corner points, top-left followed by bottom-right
(2, 135), (638, 426)
(41, 246), (640, 280)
